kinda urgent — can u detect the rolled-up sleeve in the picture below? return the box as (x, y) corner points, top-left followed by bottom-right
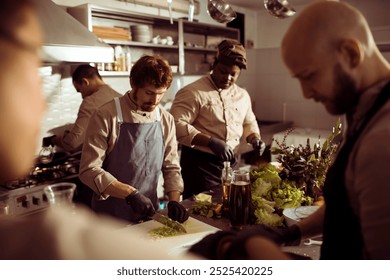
(79, 108), (117, 195)
(160, 111), (184, 194)
(170, 87), (202, 147)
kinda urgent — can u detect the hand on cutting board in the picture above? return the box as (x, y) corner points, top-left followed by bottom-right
(126, 190), (155, 218)
(167, 201), (189, 223)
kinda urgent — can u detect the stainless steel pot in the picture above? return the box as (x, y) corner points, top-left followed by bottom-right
(207, 0), (237, 24)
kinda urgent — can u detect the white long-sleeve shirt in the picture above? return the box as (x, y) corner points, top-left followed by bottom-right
(170, 75), (260, 154)
(53, 85), (121, 152)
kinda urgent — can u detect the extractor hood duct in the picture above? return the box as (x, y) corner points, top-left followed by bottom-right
(33, 0), (113, 63)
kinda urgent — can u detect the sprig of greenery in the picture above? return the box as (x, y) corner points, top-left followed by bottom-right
(270, 119), (342, 200)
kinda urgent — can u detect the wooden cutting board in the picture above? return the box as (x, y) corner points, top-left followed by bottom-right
(124, 217), (219, 258)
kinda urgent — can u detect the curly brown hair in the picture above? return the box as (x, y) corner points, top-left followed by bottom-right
(130, 55), (173, 89)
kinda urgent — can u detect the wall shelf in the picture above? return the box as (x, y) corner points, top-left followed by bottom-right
(68, 4), (240, 75)
(103, 39), (179, 49)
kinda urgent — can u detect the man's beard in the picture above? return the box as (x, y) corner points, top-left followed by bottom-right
(133, 89), (157, 112)
(327, 63), (359, 115)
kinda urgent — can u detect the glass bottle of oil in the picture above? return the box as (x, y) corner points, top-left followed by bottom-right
(221, 161), (233, 216)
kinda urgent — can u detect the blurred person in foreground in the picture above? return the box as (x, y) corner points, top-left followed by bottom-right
(79, 55), (189, 224)
(189, 1), (390, 260)
(0, 0), (195, 260)
(170, 39), (265, 199)
(42, 64), (121, 152)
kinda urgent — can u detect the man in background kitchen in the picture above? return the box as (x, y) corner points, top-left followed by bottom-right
(189, 1), (390, 260)
(42, 64), (121, 208)
(170, 39), (265, 199)
(0, 0), (196, 261)
(79, 55), (189, 224)
(42, 64), (121, 152)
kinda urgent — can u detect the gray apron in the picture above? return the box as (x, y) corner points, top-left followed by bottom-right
(91, 97), (164, 223)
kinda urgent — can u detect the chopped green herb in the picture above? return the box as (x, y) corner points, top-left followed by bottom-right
(148, 226), (181, 238)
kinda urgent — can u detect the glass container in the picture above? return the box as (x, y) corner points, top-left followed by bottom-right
(221, 161), (233, 216)
(228, 169), (251, 230)
(44, 182), (76, 208)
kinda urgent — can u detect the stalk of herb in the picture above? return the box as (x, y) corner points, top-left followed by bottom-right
(270, 119), (342, 200)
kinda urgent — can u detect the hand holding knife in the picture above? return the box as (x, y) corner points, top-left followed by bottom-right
(150, 201), (188, 233)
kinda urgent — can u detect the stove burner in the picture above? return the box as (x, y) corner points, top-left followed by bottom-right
(2, 178), (39, 190)
(0, 152), (80, 190)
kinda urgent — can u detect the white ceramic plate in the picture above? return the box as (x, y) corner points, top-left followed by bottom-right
(283, 206), (320, 226)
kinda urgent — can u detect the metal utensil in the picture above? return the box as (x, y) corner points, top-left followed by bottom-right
(188, 0), (195, 22)
(304, 239), (323, 246)
(264, 0), (296, 19)
(207, 0), (237, 24)
(151, 212), (187, 233)
(167, 0), (173, 24)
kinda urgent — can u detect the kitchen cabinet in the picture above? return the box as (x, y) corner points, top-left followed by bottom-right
(68, 4), (240, 76)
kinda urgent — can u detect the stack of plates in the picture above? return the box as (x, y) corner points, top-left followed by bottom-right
(130, 25), (151, 43)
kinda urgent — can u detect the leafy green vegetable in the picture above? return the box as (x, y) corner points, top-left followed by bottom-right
(190, 194), (220, 218)
(251, 164), (281, 197)
(268, 180), (312, 209)
(250, 163), (312, 227)
(190, 200), (216, 218)
(253, 208), (284, 227)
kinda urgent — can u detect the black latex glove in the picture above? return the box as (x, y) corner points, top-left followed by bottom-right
(42, 135), (56, 147)
(189, 230), (237, 259)
(167, 201), (189, 223)
(126, 190), (155, 219)
(224, 224), (301, 259)
(208, 137), (234, 162)
(250, 138), (266, 157)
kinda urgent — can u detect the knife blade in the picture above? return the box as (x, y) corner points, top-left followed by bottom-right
(151, 212), (187, 233)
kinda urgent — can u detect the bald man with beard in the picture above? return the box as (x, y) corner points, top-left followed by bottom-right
(188, 1), (390, 260)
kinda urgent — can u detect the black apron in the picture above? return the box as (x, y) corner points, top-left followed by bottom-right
(180, 145), (237, 199)
(91, 98), (164, 223)
(321, 81), (390, 259)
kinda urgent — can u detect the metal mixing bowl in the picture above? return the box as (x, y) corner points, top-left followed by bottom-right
(264, 0), (296, 19)
(207, 0), (237, 24)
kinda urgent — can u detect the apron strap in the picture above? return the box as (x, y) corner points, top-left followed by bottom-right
(114, 97), (123, 124)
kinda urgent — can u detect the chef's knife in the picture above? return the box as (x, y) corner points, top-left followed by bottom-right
(151, 212), (187, 233)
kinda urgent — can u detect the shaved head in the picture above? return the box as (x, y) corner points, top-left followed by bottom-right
(283, 1), (371, 49)
(281, 1), (390, 115)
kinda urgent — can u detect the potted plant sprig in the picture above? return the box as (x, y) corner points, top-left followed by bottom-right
(270, 119), (342, 201)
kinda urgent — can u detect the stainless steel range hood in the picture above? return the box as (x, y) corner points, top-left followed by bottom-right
(34, 0), (113, 63)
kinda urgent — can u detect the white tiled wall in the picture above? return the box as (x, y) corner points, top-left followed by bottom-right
(39, 67), (81, 154)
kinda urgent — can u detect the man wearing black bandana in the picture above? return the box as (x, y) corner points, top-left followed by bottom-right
(170, 39), (265, 199)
